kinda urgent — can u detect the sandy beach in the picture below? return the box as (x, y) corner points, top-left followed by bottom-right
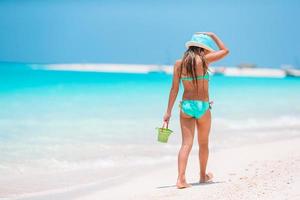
(14, 137), (299, 200)
(72, 137), (299, 200)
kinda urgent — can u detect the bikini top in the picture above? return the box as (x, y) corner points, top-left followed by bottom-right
(180, 72), (210, 81)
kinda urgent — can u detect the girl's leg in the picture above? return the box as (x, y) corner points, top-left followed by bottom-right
(177, 111), (195, 188)
(196, 109), (212, 182)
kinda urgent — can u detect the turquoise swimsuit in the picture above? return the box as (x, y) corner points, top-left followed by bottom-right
(179, 73), (211, 119)
(180, 73), (210, 81)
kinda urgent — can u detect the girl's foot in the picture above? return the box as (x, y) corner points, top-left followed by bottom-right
(199, 172), (213, 183)
(176, 179), (192, 189)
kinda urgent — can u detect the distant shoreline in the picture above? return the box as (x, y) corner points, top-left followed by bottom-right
(1, 62), (299, 78)
(28, 63), (299, 78)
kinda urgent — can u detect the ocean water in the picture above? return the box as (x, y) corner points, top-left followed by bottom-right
(0, 62), (300, 197)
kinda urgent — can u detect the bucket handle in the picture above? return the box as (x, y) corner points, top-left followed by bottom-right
(162, 121), (169, 129)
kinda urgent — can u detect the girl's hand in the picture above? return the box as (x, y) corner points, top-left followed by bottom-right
(163, 112), (171, 124)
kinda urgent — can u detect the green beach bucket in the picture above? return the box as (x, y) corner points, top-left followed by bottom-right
(156, 122), (173, 143)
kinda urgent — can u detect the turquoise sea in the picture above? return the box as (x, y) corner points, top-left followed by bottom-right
(0, 62), (300, 197)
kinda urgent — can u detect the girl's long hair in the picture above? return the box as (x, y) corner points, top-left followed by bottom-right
(179, 46), (208, 86)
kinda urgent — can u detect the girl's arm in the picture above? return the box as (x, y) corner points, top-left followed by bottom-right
(198, 32), (230, 63)
(163, 60), (181, 123)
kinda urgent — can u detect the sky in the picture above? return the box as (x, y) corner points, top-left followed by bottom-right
(0, 0), (299, 67)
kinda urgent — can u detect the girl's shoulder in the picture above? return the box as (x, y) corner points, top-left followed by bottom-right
(174, 59), (183, 71)
(175, 59), (182, 66)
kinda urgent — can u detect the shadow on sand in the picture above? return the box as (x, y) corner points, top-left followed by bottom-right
(156, 181), (225, 189)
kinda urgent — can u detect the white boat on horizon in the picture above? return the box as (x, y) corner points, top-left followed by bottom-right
(284, 68), (300, 77)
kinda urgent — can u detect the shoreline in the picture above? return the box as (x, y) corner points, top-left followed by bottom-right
(75, 137), (300, 200)
(25, 63), (300, 78)
(11, 137), (300, 200)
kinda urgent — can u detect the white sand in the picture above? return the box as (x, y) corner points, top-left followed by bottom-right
(74, 137), (300, 200)
(10, 137), (300, 200)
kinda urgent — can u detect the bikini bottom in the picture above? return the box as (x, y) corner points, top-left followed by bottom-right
(179, 100), (210, 119)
